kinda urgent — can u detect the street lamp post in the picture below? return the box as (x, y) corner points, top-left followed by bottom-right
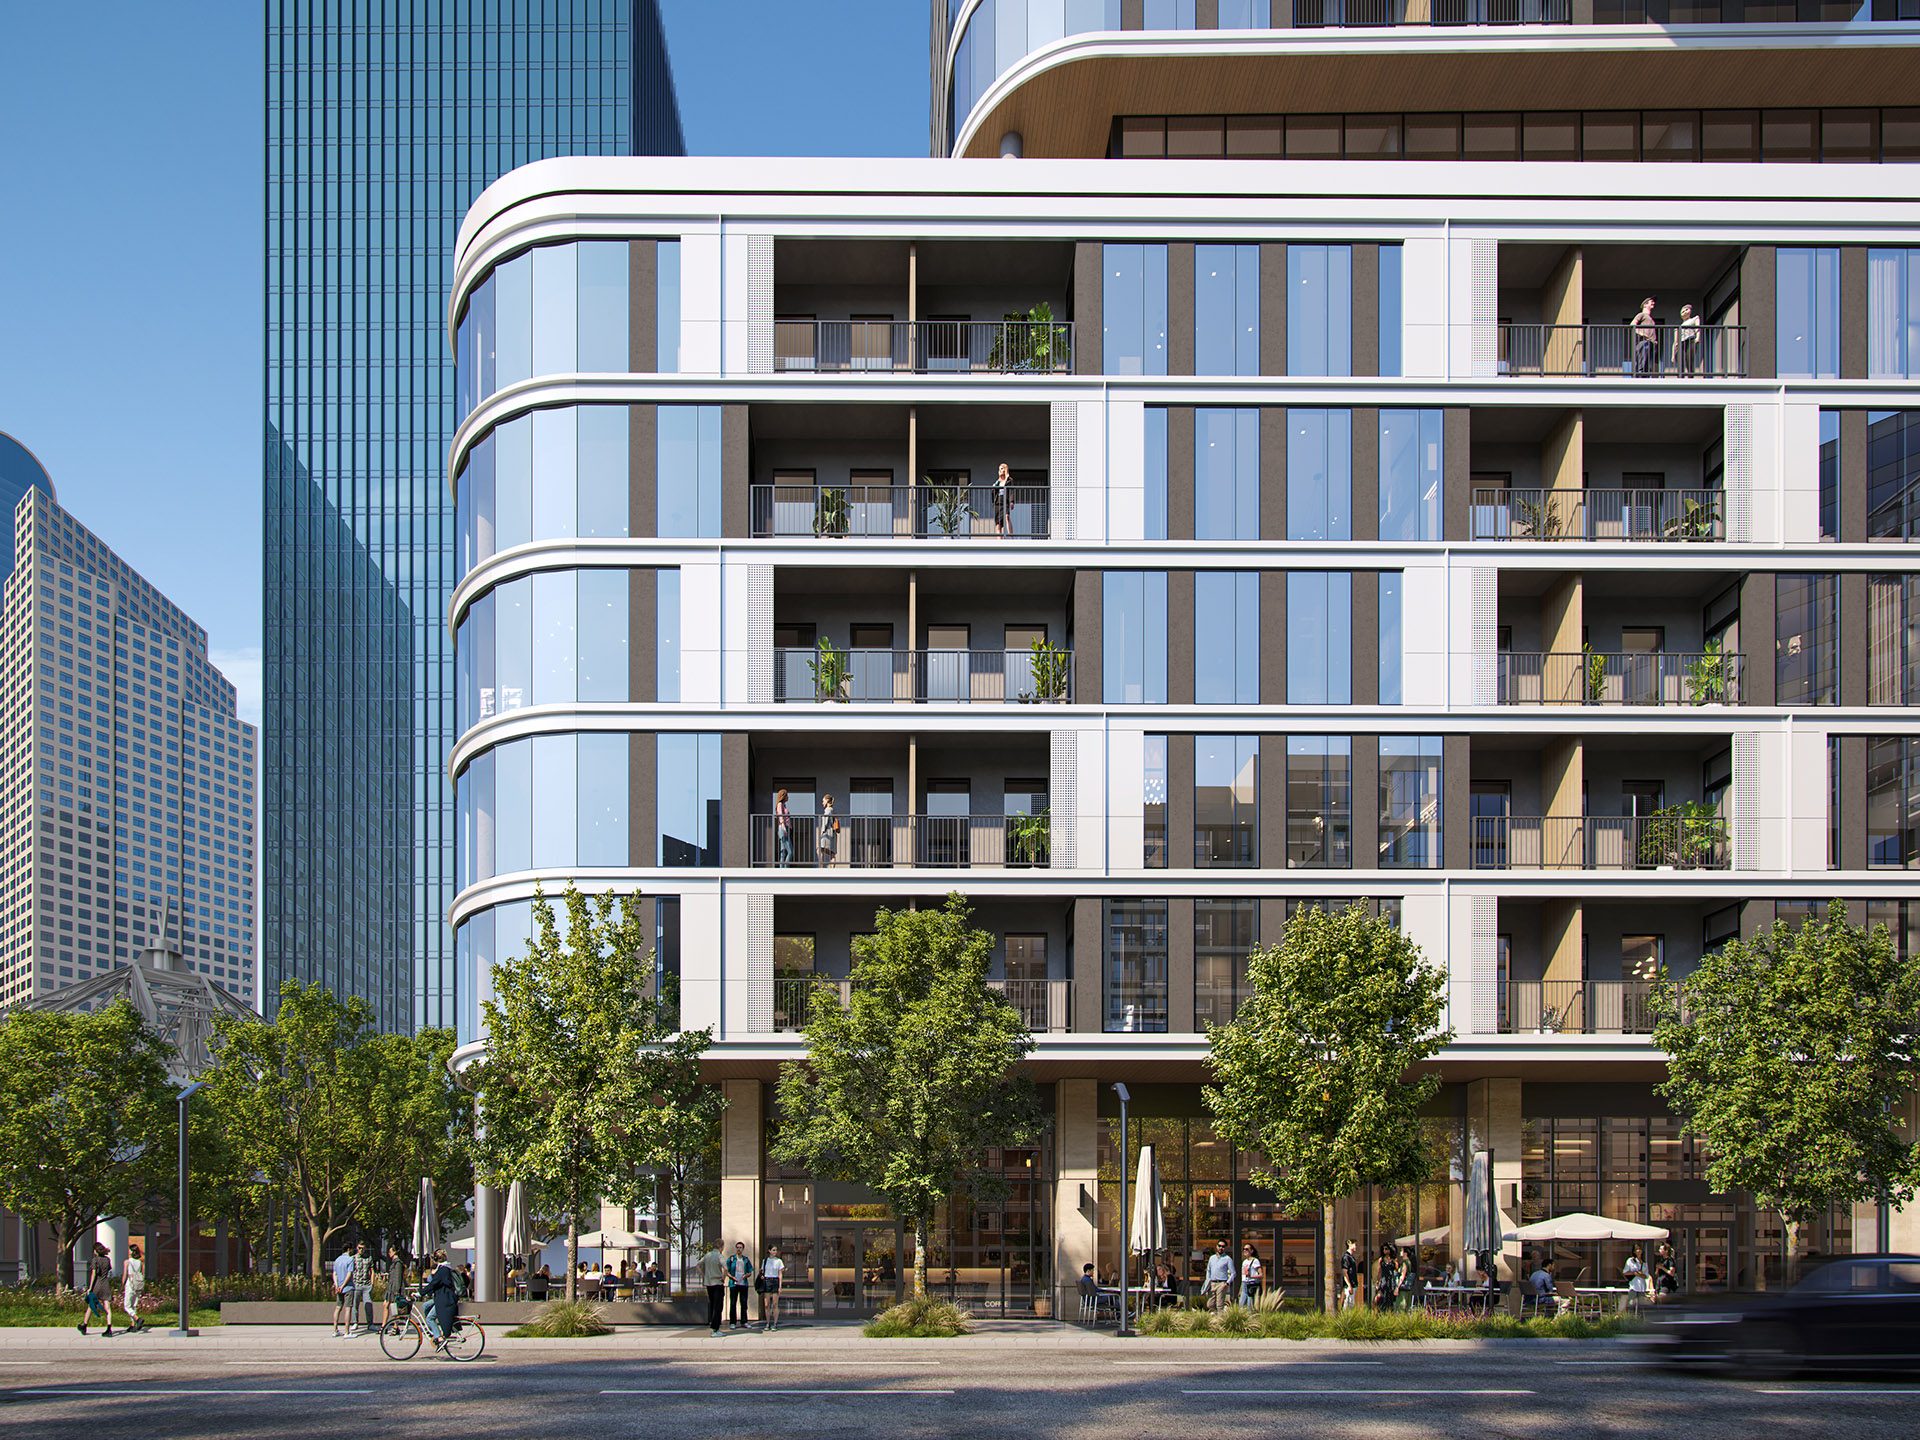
(169, 1082), (206, 1338)
(1112, 1082), (1130, 1338)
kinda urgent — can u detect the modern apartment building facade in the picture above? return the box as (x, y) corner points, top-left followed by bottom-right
(0, 483), (259, 1009)
(264, 0), (685, 1033)
(447, 8), (1920, 1313)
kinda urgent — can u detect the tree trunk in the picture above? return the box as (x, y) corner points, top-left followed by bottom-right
(308, 1218), (326, 1279)
(913, 1215), (928, 1300)
(1323, 1201), (1338, 1316)
(567, 1217), (579, 1302)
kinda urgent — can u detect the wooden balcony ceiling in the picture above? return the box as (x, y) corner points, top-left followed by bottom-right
(959, 46), (1920, 158)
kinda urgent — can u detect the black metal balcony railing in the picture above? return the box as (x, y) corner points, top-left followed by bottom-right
(1470, 813), (1732, 871)
(752, 813), (1051, 869)
(772, 320), (1073, 375)
(749, 483), (1050, 540)
(1499, 323), (1746, 379)
(1493, 650), (1744, 706)
(774, 647), (1073, 704)
(1472, 488), (1725, 542)
(1497, 980), (1659, 1036)
(773, 976), (1070, 1033)
(1296, 0), (1571, 23)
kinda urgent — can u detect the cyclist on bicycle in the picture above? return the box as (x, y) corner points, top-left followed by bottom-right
(420, 1249), (460, 1349)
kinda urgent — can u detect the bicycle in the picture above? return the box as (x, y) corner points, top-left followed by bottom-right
(378, 1296), (485, 1361)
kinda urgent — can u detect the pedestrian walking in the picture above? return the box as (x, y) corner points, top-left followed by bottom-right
(759, 1243), (786, 1331)
(1395, 1247), (1415, 1309)
(816, 794), (838, 868)
(725, 1241), (756, 1329)
(330, 1245), (355, 1336)
(119, 1242), (146, 1333)
(1239, 1244), (1264, 1305)
(1374, 1244), (1399, 1310)
(347, 1240), (375, 1335)
(1205, 1239), (1234, 1311)
(1339, 1240), (1361, 1311)
(76, 1241), (114, 1335)
(382, 1244), (409, 1327)
(700, 1241), (726, 1336)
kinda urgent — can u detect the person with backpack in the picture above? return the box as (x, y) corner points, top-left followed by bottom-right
(725, 1241), (756, 1329)
(76, 1241), (114, 1335)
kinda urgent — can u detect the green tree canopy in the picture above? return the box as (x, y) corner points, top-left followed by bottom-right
(772, 894), (1043, 1297)
(1653, 901), (1920, 1247)
(1203, 903), (1452, 1310)
(201, 980), (470, 1273)
(0, 1000), (176, 1291)
(471, 884), (717, 1301)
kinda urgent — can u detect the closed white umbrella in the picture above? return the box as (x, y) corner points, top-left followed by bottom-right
(1128, 1144), (1165, 1256)
(1503, 1212), (1668, 1243)
(411, 1177), (439, 1258)
(501, 1180), (532, 1256)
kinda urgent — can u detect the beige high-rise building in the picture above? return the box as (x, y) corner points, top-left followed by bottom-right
(0, 454), (258, 1008)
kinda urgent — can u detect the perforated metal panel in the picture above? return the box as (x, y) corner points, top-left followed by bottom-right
(1469, 239), (1498, 378)
(1468, 896), (1498, 1035)
(1051, 401), (1078, 541)
(746, 235), (774, 375)
(1732, 731), (1762, 870)
(747, 564), (773, 703)
(1724, 405), (1754, 543)
(745, 894), (774, 1033)
(1051, 730), (1078, 871)
(1470, 566), (1498, 707)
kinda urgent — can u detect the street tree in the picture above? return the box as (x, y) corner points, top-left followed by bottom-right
(0, 1000), (176, 1291)
(772, 894), (1043, 1298)
(471, 884), (717, 1302)
(640, 1035), (727, 1292)
(1653, 901), (1920, 1261)
(1203, 903), (1452, 1312)
(352, 1026), (475, 1248)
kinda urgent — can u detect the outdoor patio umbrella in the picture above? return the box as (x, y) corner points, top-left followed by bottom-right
(1128, 1144), (1165, 1257)
(411, 1177), (439, 1259)
(575, 1228), (667, 1249)
(501, 1180), (533, 1258)
(1462, 1152), (1498, 1256)
(1503, 1212), (1668, 1243)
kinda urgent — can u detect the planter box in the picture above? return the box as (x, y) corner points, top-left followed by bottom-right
(219, 1297), (712, 1326)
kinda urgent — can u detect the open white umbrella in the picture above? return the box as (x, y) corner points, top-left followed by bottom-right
(411, 1177), (439, 1258)
(1393, 1223), (1453, 1247)
(575, 1228), (667, 1249)
(501, 1180), (532, 1257)
(1128, 1144), (1165, 1256)
(1503, 1212), (1668, 1243)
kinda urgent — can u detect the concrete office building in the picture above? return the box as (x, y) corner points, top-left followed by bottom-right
(0, 482), (258, 1009)
(264, 0), (686, 1033)
(446, 5), (1920, 1313)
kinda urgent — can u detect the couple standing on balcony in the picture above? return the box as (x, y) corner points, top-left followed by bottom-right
(1632, 298), (1704, 378)
(775, 788), (838, 868)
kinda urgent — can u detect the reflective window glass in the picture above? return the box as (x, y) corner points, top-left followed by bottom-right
(1144, 407), (1169, 540)
(657, 568), (681, 702)
(494, 739), (532, 874)
(1868, 735), (1920, 868)
(1144, 734), (1168, 869)
(493, 415), (533, 552)
(1778, 247), (1840, 379)
(577, 406), (629, 538)
(1195, 244), (1259, 376)
(1379, 409), (1443, 542)
(530, 734), (575, 869)
(578, 569), (629, 704)
(494, 577), (532, 715)
(1776, 573), (1837, 706)
(1869, 249), (1920, 380)
(532, 243), (577, 377)
(578, 733), (628, 867)
(1287, 572), (1352, 705)
(1288, 410), (1352, 541)
(1379, 571), (1404, 706)
(1103, 571), (1168, 704)
(1194, 571), (1259, 705)
(1194, 898), (1255, 1032)
(658, 733), (722, 867)
(1104, 898), (1168, 1034)
(1195, 408), (1259, 540)
(1380, 736), (1443, 869)
(1195, 734), (1258, 867)
(657, 240), (681, 374)
(532, 409), (577, 543)
(577, 241), (629, 372)
(1868, 410), (1920, 540)
(493, 251), (532, 391)
(1286, 736), (1351, 869)
(532, 571), (576, 707)
(1287, 245), (1352, 376)
(1378, 244), (1404, 377)
(658, 405), (722, 538)
(1103, 244), (1169, 376)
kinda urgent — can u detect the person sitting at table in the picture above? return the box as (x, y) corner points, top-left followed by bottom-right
(1529, 1257), (1557, 1310)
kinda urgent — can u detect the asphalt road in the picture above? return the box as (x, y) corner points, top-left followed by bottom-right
(3, 1331), (1916, 1439)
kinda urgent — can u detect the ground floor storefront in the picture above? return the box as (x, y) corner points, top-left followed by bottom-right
(715, 1075), (1907, 1319)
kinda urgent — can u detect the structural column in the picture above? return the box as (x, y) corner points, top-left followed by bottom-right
(719, 1078), (763, 1255)
(1053, 1079), (1098, 1317)
(474, 1183), (503, 1301)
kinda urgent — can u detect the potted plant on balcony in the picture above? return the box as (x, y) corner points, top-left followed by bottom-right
(1684, 638), (1730, 705)
(1636, 801), (1727, 870)
(1662, 493), (1721, 542)
(813, 486), (849, 539)
(986, 301), (1068, 373)
(1007, 809), (1051, 869)
(1583, 645), (1608, 704)
(1017, 637), (1071, 704)
(1514, 491), (1567, 540)
(809, 638), (851, 702)
(923, 477), (970, 538)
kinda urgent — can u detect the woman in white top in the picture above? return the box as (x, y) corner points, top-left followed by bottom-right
(119, 1242), (146, 1333)
(759, 1244), (786, 1331)
(1623, 1245), (1649, 1297)
(1239, 1245), (1264, 1305)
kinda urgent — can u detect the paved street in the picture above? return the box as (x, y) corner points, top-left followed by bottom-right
(0, 1323), (1914, 1439)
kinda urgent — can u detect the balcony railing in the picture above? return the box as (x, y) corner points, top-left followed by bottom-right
(1498, 323), (1746, 379)
(772, 976), (1070, 1033)
(1470, 813), (1731, 870)
(1497, 980), (1659, 1036)
(772, 320), (1073, 375)
(1296, 0), (1570, 22)
(752, 813), (1051, 869)
(774, 647), (1073, 704)
(749, 483), (1050, 540)
(1472, 488), (1724, 542)
(1493, 650), (1744, 706)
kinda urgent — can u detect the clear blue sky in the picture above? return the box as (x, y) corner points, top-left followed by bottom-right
(0, 2), (925, 724)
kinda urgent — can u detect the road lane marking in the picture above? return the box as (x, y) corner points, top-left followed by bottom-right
(1757, 1389), (1919, 1396)
(1553, 1359), (1667, 1366)
(600, 1388), (953, 1396)
(1185, 1387), (1536, 1396)
(16, 1388), (373, 1397)
(1114, 1359), (1385, 1367)
(639, 1360), (945, 1367)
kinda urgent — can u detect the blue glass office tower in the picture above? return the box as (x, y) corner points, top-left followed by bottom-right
(265, 1), (684, 1032)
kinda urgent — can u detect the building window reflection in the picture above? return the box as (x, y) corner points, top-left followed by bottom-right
(1196, 408), (1259, 540)
(1195, 244), (1259, 376)
(1287, 572), (1351, 705)
(1104, 571), (1168, 704)
(1288, 409), (1351, 541)
(1104, 898), (1168, 1033)
(1287, 245), (1352, 377)
(658, 732), (722, 867)
(1380, 735), (1443, 869)
(1103, 243), (1168, 376)
(1195, 735), (1258, 867)
(1195, 572), (1259, 704)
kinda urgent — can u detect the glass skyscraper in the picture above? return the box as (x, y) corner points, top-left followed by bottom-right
(265, 1), (684, 1032)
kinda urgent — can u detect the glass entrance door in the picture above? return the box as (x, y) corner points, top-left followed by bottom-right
(816, 1223), (903, 1314)
(1238, 1221), (1322, 1308)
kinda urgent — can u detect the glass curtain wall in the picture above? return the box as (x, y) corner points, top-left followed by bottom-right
(1288, 410), (1352, 540)
(1194, 572), (1260, 704)
(1380, 737), (1443, 868)
(1775, 574), (1837, 706)
(1287, 572), (1352, 704)
(1378, 410), (1442, 542)
(1777, 247), (1840, 379)
(1195, 408), (1258, 539)
(1286, 736), (1351, 868)
(1868, 248), (1919, 380)
(1195, 735), (1259, 866)
(1105, 898), (1169, 1032)
(1103, 244), (1169, 375)
(1104, 572), (1169, 703)
(1195, 244), (1259, 376)
(1869, 411), (1920, 540)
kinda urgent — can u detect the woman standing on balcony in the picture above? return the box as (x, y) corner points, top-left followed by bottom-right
(775, 788), (793, 867)
(993, 463), (1011, 539)
(817, 794), (838, 868)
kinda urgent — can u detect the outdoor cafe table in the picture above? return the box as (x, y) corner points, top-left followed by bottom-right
(1572, 1286), (1638, 1316)
(1421, 1286), (1501, 1316)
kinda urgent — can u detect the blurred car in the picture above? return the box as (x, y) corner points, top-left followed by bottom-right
(1640, 1254), (1920, 1375)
